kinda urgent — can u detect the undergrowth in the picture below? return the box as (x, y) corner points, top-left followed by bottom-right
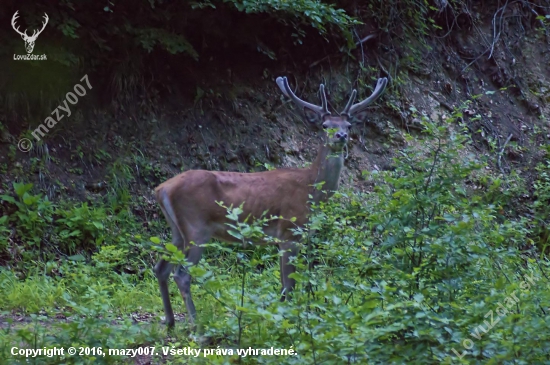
(1, 106), (549, 364)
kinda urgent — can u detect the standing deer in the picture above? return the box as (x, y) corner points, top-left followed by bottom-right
(154, 76), (388, 328)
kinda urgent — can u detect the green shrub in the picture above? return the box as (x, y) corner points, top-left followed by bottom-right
(533, 156), (550, 255)
(154, 110), (550, 364)
(221, 0), (357, 43)
(0, 182), (54, 247)
(55, 203), (107, 253)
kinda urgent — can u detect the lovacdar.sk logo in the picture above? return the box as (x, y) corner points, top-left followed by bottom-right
(11, 10), (48, 61)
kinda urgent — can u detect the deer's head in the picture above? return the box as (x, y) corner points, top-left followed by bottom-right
(276, 77), (388, 152)
(12, 11), (49, 54)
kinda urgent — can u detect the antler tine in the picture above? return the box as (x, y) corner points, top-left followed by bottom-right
(347, 77), (388, 116)
(319, 84), (329, 115)
(341, 89), (357, 116)
(276, 76), (330, 116)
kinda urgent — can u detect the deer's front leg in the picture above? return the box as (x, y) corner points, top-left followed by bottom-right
(279, 241), (299, 301)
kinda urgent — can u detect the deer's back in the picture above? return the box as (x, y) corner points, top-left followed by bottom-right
(155, 169), (312, 242)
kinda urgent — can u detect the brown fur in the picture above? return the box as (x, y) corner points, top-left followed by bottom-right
(155, 167), (314, 244)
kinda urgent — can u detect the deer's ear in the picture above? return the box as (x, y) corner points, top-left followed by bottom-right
(303, 108), (323, 125)
(349, 110), (369, 125)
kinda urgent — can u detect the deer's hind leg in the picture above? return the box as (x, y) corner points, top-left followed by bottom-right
(154, 205), (184, 328)
(173, 225), (210, 325)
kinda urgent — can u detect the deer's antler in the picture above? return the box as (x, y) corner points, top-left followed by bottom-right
(276, 77), (330, 117)
(341, 77), (388, 117)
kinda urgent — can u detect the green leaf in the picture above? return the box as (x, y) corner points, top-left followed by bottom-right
(362, 300), (379, 309)
(0, 195), (16, 204)
(68, 254), (85, 261)
(227, 229), (243, 240)
(150, 236), (161, 244)
(495, 277), (506, 289)
(92, 221), (104, 229)
(443, 214), (455, 222)
(23, 195), (34, 205)
(165, 243), (178, 253)
(189, 265), (207, 277)
(414, 293), (424, 303)
(69, 230), (82, 237)
(14, 182), (33, 198)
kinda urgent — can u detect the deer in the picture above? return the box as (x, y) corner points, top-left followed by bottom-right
(154, 75), (388, 328)
(11, 11), (49, 54)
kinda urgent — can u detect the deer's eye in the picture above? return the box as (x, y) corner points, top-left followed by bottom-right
(322, 125), (328, 129)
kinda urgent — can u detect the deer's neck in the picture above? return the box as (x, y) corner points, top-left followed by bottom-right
(309, 141), (344, 204)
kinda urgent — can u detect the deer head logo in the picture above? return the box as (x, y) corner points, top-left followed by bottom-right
(11, 11), (49, 54)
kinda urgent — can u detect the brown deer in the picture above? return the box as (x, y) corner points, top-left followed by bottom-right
(154, 76), (388, 328)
